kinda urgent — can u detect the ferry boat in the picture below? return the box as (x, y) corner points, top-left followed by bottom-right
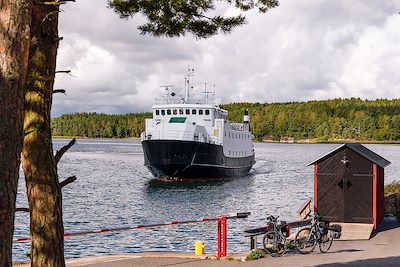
(141, 71), (255, 181)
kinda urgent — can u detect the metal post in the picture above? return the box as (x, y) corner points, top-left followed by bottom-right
(217, 216), (227, 258)
(250, 236), (257, 250)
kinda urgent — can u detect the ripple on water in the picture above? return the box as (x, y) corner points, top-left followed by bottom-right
(13, 140), (400, 262)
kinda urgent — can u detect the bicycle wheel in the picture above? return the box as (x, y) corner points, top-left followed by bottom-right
(319, 231), (334, 253)
(295, 228), (317, 254)
(263, 231), (287, 257)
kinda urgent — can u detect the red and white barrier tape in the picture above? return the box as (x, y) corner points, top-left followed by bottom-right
(15, 212), (250, 243)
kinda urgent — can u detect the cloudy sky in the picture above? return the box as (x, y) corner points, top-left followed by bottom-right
(53, 0), (400, 116)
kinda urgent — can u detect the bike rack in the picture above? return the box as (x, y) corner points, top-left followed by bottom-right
(244, 219), (312, 250)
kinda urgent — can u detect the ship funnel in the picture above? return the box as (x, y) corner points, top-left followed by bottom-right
(244, 109), (250, 131)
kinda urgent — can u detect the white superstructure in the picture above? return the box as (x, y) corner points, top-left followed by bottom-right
(142, 102), (254, 158)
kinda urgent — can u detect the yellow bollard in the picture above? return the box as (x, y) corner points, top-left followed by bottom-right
(194, 241), (205, 256)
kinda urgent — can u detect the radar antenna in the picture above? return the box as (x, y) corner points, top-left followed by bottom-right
(160, 85), (174, 103)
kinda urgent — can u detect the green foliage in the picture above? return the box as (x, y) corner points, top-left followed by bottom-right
(108, 0), (279, 38)
(246, 249), (267, 261)
(285, 239), (297, 250)
(222, 98), (400, 142)
(51, 112), (151, 138)
(51, 98), (400, 142)
(385, 181), (400, 196)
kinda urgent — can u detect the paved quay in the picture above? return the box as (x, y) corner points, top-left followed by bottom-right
(16, 218), (400, 267)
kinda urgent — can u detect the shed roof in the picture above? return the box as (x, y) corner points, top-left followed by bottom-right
(308, 144), (391, 168)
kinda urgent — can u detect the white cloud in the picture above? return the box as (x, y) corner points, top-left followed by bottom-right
(53, 0), (400, 116)
(53, 34), (137, 115)
(335, 14), (400, 99)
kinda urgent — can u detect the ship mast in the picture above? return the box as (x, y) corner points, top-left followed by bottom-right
(203, 83), (213, 104)
(184, 67), (194, 103)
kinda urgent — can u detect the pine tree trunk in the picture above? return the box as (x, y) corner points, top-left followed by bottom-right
(0, 1), (32, 266)
(22, 2), (65, 267)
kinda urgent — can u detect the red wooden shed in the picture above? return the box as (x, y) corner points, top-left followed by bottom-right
(309, 144), (390, 229)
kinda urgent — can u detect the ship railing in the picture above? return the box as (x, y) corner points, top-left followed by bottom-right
(142, 130), (205, 142)
(154, 95), (220, 105)
(230, 123), (244, 131)
(142, 130), (222, 145)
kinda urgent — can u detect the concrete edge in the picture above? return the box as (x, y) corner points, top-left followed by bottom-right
(13, 252), (251, 267)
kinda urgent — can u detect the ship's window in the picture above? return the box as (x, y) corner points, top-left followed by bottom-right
(169, 117), (186, 123)
(179, 109), (184, 115)
(199, 110), (203, 115)
(205, 109), (210, 115)
(167, 109), (171, 115)
(229, 151), (231, 156)
(155, 110), (160, 115)
(228, 132), (231, 138)
(173, 109), (177, 115)
(161, 110), (165, 115)
(185, 109), (190, 115)
(192, 109), (197, 115)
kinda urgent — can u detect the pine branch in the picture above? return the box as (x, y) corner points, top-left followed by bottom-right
(54, 138), (76, 164)
(53, 89), (66, 94)
(55, 70), (71, 74)
(15, 208), (30, 212)
(60, 176), (77, 188)
(15, 176), (77, 213)
(41, 0), (76, 6)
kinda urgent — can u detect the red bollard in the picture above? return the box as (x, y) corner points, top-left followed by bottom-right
(217, 216), (227, 258)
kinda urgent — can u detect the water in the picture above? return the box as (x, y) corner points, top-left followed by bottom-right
(13, 140), (400, 262)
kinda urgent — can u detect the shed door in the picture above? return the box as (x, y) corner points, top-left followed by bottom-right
(344, 149), (373, 223)
(317, 148), (373, 223)
(317, 150), (346, 222)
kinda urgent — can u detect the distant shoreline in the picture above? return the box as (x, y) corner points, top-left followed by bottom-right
(52, 136), (141, 141)
(262, 139), (400, 145)
(51, 136), (400, 144)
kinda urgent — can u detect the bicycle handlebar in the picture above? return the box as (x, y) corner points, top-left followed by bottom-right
(267, 215), (279, 222)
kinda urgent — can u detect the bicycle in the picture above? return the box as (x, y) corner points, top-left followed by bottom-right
(262, 215), (291, 257)
(295, 213), (342, 254)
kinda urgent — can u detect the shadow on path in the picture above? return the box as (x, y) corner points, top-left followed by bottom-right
(316, 256), (400, 267)
(371, 216), (400, 238)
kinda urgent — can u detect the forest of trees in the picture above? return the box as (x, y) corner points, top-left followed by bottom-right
(225, 98), (400, 142)
(52, 98), (400, 142)
(51, 112), (151, 138)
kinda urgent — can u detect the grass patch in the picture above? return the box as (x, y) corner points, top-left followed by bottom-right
(385, 181), (400, 196)
(246, 249), (267, 261)
(286, 240), (297, 250)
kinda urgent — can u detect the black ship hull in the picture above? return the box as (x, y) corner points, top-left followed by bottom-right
(142, 140), (255, 181)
